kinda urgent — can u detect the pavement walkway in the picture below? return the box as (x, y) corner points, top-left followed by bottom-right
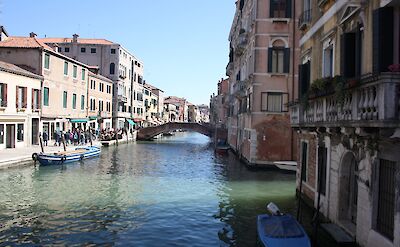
(0, 141), (101, 169)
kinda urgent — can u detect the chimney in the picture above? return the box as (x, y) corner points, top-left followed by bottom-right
(29, 32), (37, 38)
(73, 34), (79, 43)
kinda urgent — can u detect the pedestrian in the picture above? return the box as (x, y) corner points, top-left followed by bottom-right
(64, 131), (70, 145)
(42, 131), (48, 146)
(73, 131), (79, 145)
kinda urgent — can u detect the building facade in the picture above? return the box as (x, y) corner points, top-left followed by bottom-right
(226, 0), (300, 165)
(0, 34), (90, 139)
(210, 78), (229, 126)
(289, 0), (400, 246)
(0, 61), (42, 149)
(88, 70), (113, 130)
(164, 96), (188, 122)
(39, 35), (144, 131)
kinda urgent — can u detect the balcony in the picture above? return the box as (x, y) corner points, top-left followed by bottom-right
(289, 73), (400, 128)
(299, 9), (312, 30)
(118, 95), (128, 103)
(233, 80), (247, 99)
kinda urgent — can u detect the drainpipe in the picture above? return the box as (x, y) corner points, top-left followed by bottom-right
(290, 0), (296, 161)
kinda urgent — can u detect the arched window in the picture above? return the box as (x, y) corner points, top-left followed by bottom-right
(268, 39), (290, 74)
(110, 63), (115, 75)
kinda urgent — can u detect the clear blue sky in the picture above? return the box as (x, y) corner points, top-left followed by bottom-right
(0, 0), (235, 105)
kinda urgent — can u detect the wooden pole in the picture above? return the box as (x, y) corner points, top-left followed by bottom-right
(89, 126), (93, 147)
(39, 135), (44, 153)
(115, 129), (118, 146)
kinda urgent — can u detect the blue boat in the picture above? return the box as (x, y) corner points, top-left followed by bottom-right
(34, 146), (101, 166)
(257, 203), (311, 247)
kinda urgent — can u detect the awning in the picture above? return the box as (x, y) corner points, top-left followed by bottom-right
(69, 118), (88, 123)
(126, 119), (136, 126)
(133, 118), (143, 122)
(89, 116), (97, 120)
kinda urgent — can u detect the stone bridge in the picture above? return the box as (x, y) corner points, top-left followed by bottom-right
(137, 122), (214, 140)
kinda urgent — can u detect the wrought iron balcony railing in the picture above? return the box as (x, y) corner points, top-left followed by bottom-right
(299, 9), (312, 30)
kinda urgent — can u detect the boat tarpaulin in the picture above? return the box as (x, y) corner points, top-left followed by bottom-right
(69, 118), (89, 123)
(127, 119), (136, 126)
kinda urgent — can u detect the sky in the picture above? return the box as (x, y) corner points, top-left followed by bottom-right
(0, 0), (235, 105)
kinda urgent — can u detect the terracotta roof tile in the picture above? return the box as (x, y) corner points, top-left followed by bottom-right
(0, 60), (43, 79)
(39, 37), (115, 45)
(0, 36), (53, 50)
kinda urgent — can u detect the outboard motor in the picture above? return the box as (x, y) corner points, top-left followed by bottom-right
(267, 202), (282, 216)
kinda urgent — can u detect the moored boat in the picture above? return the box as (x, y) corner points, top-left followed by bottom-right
(33, 146), (101, 166)
(257, 202), (311, 247)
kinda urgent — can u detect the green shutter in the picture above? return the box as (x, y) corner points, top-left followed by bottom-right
(44, 54), (50, 69)
(268, 48), (273, 73)
(81, 95), (85, 110)
(82, 69), (86, 80)
(72, 94), (76, 109)
(283, 48), (290, 73)
(63, 91), (67, 108)
(64, 62), (68, 75)
(43, 87), (49, 106)
(73, 65), (77, 78)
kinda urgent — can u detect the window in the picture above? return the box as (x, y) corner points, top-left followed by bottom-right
(43, 87), (49, 106)
(90, 80), (96, 90)
(17, 124), (24, 141)
(106, 101), (111, 112)
(261, 92), (287, 112)
(63, 91), (67, 108)
(81, 95), (85, 110)
(99, 100), (103, 111)
(81, 47), (86, 53)
(82, 69), (86, 80)
(299, 61), (311, 99)
(268, 43), (290, 73)
(44, 53), (50, 69)
(90, 98), (96, 111)
(377, 159), (396, 240)
(111, 48), (116, 54)
(110, 63), (115, 75)
(16, 86), (27, 109)
(99, 83), (104, 92)
(64, 61), (68, 75)
(301, 142), (308, 182)
(323, 43), (334, 77)
(64, 47), (70, 52)
(91, 48), (96, 53)
(32, 89), (40, 110)
(73, 65), (77, 78)
(270, 0), (291, 18)
(107, 85), (112, 94)
(57, 47), (62, 52)
(0, 83), (7, 107)
(317, 147), (327, 195)
(72, 93), (77, 109)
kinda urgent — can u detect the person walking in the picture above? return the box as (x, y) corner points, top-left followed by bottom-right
(42, 131), (48, 146)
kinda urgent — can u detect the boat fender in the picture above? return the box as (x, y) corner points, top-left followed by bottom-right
(80, 154), (84, 161)
(32, 153), (38, 161)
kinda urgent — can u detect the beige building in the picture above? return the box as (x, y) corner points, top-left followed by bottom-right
(163, 103), (179, 123)
(0, 61), (42, 149)
(226, 0), (300, 165)
(39, 35), (144, 131)
(88, 70), (113, 130)
(0, 34), (90, 138)
(143, 83), (164, 126)
(289, 0), (400, 246)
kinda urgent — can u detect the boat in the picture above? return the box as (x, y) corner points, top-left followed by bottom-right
(33, 146), (101, 166)
(257, 202), (311, 247)
(273, 161), (297, 172)
(215, 139), (230, 154)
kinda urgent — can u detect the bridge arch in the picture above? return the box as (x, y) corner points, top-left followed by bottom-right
(137, 122), (213, 140)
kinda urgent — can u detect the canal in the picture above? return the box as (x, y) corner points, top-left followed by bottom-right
(0, 132), (296, 246)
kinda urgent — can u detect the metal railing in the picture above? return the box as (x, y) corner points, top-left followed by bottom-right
(299, 9), (312, 29)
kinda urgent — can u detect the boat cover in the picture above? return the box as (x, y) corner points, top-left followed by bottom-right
(263, 214), (304, 238)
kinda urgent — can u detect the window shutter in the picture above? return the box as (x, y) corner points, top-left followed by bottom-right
(373, 7), (394, 73)
(284, 48), (290, 73)
(16, 87), (19, 108)
(3, 84), (7, 104)
(355, 24), (362, 78)
(341, 33), (356, 78)
(285, 0), (292, 18)
(269, 0), (274, 18)
(23, 88), (27, 108)
(298, 64), (303, 99)
(38, 89), (41, 109)
(32, 88), (34, 109)
(268, 48), (273, 73)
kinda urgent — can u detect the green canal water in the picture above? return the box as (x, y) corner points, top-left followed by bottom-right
(0, 132), (296, 246)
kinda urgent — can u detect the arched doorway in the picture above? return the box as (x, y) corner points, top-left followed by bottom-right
(338, 152), (358, 227)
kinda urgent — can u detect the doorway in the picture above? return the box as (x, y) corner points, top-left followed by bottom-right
(6, 124), (15, 148)
(32, 118), (39, 145)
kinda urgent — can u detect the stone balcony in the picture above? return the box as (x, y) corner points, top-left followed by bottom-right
(233, 80), (247, 99)
(118, 95), (128, 103)
(290, 73), (400, 129)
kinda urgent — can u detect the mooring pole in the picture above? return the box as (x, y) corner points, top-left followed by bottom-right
(62, 133), (67, 152)
(39, 135), (44, 153)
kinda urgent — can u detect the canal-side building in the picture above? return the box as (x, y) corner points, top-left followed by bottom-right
(289, 0), (400, 246)
(197, 104), (210, 123)
(226, 0), (300, 165)
(39, 35), (144, 131)
(88, 69), (113, 130)
(188, 103), (200, 123)
(143, 83), (164, 125)
(164, 96), (188, 122)
(0, 34), (90, 138)
(210, 78), (229, 127)
(0, 60), (42, 149)
(163, 102), (179, 123)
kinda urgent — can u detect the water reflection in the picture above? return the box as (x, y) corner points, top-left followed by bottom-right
(0, 132), (296, 246)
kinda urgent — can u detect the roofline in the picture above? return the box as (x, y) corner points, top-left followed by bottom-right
(0, 66), (43, 80)
(88, 71), (113, 83)
(42, 47), (90, 68)
(0, 26), (9, 36)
